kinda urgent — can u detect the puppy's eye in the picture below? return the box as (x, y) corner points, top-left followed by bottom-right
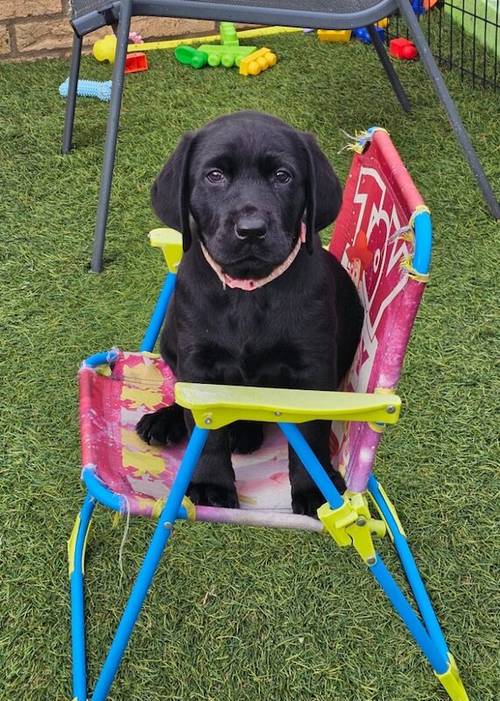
(275, 169), (292, 184)
(206, 169), (225, 184)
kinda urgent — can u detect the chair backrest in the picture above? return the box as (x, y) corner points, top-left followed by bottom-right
(70, 0), (115, 18)
(328, 128), (432, 492)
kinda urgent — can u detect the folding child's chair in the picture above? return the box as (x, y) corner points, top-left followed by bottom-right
(70, 127), (468, 701)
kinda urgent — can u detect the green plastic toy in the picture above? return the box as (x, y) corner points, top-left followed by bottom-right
(174, 45), (208, 69)
(200, 20), (256, 67)
(197, 44), (257, 67)
(173, 21), (256, 70)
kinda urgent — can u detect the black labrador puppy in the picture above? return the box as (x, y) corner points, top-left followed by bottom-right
(137, 112), (363, 517)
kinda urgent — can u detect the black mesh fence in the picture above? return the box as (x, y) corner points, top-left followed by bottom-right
(388, 0), (499, 90)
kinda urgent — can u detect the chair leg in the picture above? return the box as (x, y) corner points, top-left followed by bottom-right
(369, 556), (449, 671)
(279, 423), (443, 669)
(369, 555), (469, 700)
(368, 475), (448, 653)
(278, 422), (468, 700)
(396, 0), (500, 219)
(90, 0), (133, 273)
(367, 24), (411, 113)
(62, 30), (83, 154)
(90, 427), (209, 701)
(368, 475), (469, 701)
(69, 495), (96, 701)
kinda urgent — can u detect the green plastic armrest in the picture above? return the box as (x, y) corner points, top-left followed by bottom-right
(175, 383), (401, 429)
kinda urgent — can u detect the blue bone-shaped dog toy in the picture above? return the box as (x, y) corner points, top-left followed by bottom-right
(59, 78), (112, 102)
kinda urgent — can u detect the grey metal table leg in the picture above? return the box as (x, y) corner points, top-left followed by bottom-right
(367, 24), (411, 113)
(90, 0), (133, 273)
(62, 31), (82, 154)
(397, 0), (499, 219)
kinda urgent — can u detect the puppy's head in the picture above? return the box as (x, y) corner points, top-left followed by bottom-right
(152, 111), (342, 279)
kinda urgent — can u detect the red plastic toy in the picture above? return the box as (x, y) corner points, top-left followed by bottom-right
(389, 38), (418, 61)
(125, 52), (148, 74)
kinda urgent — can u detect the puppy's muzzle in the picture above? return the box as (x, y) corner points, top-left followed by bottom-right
(235, 215), (267, 241)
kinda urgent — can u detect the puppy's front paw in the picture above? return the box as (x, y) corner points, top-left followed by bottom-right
(230, 421), (264, 454)
(188, 482), (239, 509)
(136, 405), (187, 445)
(292, 487), (326, 518)
(292, 472), (346, 518)
(330, 470), (347, 494)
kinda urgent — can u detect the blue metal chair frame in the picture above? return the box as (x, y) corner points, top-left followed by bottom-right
(68, 208), (468, 701)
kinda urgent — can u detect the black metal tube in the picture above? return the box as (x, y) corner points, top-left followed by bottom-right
(61, 31), (82, 154)
(398, 0), (499, 219)
(368, 23), (412, 112)
(90, 0), (133, 272)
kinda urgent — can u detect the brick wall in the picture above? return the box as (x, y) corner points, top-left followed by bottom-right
(0, 1), (216, 61)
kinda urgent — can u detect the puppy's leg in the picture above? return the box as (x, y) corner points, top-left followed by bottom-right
(184, 410), (239, 509)
(288, 420), (346, 517)
(230, 421), (264, 454)
(136, 403), (187, 446)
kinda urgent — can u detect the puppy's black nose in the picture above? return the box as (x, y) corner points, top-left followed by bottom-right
(235, 216), (267, 241)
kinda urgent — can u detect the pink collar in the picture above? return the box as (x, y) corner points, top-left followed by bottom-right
(200, 223), (306, 291)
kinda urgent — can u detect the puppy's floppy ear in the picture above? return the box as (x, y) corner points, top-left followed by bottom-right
(151, 132), (197, 251)
(300, 133), (343, 253)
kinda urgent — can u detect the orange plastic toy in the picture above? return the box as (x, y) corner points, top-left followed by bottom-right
(125, 53), (148, 74)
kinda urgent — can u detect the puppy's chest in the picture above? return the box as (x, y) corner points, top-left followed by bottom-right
(184, 293), (329, 386)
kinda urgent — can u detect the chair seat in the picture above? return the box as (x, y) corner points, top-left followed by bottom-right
(72, 0), (387, 12)
(187, 0), (386, 14)
(71, 0), (397, 33)
(72, 0), (115, 18)
(80, 351), (326, 527)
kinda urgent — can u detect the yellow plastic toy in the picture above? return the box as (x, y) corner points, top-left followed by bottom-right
(92, 34), (119, 63)
(317, 29), (352, 42)
(238, 47), (277, 76)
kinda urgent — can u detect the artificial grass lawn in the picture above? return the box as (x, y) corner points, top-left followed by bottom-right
(0, 31), (499, 701)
